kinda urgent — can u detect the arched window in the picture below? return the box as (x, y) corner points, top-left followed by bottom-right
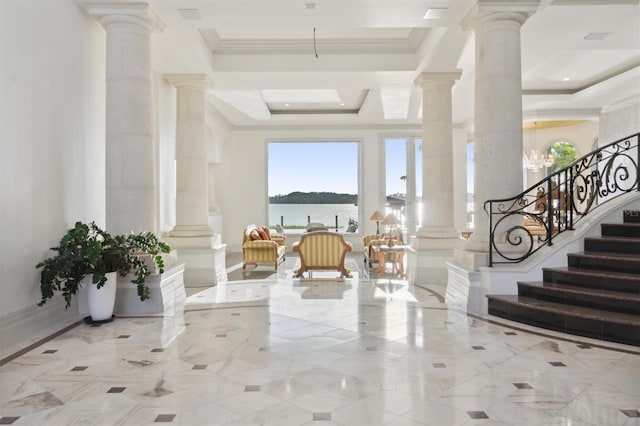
(547, 140), (578, 173)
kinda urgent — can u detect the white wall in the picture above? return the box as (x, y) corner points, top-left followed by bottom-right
(599, 102), (640, 144)
(206, 105), (232, 217)
(523, 120), (599, 188)
(215, 128), (464, 252)
(0, 1), (106, 348)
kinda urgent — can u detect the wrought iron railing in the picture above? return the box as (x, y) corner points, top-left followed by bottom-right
(484, 132), (639, 266)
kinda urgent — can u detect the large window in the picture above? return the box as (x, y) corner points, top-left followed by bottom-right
(384, 137), (422, 237)
(268, 141), (360, 232)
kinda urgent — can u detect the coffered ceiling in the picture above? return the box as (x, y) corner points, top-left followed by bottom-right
(148, 0), (640, 128)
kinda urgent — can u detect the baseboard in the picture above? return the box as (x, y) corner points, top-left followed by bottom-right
(0, 298), (81, 359)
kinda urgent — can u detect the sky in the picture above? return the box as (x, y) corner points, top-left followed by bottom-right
(268, 139), (473, 196)
(268, 142), (358, 196)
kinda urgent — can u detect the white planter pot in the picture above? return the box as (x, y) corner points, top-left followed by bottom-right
(86, 271), (117, 322)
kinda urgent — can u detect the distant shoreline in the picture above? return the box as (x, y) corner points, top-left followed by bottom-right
(269, 191), (357, 204)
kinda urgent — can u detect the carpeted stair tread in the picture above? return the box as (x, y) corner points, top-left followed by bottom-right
(518, 281), (640, 302)
(571, 251), (640, 261)
(543, 266), (640, 281)
(601, 223), (640, 237)
(603, 222), (640, 227)
(488, 295), (640, 326)
(585, 236), (640, 242)
(624, 211), (640, 223)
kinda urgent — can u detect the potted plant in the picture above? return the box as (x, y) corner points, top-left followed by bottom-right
(36, 221), (170, 322)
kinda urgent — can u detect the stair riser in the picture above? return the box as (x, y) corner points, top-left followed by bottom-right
(518, 284), (640, 315)
(601, 224), (640, 238)
(567, 254), (640, 274)
(488, 299), (640, 346)
(584, 238), (640, 254)
(542, 269), (640, 293)
(624, 211), (640, 223)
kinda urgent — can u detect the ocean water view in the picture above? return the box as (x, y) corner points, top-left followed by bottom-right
(269, 203), (359, 230)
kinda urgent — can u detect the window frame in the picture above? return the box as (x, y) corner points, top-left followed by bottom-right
(266, 138), (363, 234)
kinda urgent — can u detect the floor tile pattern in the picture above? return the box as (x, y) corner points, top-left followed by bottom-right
(1, 259), (639, 425)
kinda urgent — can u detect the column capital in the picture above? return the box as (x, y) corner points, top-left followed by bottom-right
(82, 2), (165, 32)
(414, 71), (462, 89)
(462, 1), (539, 30)
(165, 74), (213, 91)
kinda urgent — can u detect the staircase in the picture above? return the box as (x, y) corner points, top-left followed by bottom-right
(487, 210), (640, 347)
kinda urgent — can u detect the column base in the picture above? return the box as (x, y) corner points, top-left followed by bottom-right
(169, 225), (214, 238)
(180, 246), (227, 287)
(464, 233), (529, 266)
(162, 235), (227, 287)
(464, 233), (489, 253)
(164, 234), (221, 249)
(453, 248), (490, 271)
(411, 235), (463, 250)
(405, 235), (464, 286)
(416, 226), (461, 240)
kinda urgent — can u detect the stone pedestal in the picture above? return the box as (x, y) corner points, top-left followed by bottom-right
(78, 263), (186, 316)
(408, 237), (462, 287)
(406, 247), (453, 287)
(163, 235), (227, 287)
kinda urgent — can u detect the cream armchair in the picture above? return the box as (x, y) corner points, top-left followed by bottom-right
(292, 231), (353, 278)
(242, 224), (286, 273)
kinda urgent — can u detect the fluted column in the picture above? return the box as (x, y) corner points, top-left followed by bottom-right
(85, 3), (164, 235)
(415, 72), (461, 241)
(463, 1), (539, 253)
(167, 75), (214, 237)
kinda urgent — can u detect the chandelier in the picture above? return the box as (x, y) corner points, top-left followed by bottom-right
(523, 150), (554, 172)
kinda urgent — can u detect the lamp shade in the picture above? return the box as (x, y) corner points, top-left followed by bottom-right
(369, 211), (384, 222)
(381, 213), (400, 226)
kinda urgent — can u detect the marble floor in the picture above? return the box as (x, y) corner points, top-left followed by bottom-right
(1, 258), (640, 425)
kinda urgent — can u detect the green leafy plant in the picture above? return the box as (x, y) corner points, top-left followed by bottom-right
(550, 140), (578, 172)
(36, 222), (170, 308)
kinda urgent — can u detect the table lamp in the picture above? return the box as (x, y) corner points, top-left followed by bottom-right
(369, 210), (385, 235)
(381, 213), (400, 245)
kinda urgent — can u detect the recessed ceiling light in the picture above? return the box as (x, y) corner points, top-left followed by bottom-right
(284, 103), (290, 107)
(340, 103), (345, 106)
(584, 32), (611, 41)
(423, 8), (448, 19)
(562, 77), (571, 82)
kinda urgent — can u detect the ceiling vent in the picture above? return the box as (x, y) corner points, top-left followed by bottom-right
(177, 8), (202, 20)
(584, 32), (611, 40)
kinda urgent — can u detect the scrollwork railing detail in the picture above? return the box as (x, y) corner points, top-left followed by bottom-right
(485, 133), (639, 266)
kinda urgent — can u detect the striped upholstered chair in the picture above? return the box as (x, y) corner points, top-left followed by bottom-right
(292, 231), (353, 278)
(242, 224), (286, 273)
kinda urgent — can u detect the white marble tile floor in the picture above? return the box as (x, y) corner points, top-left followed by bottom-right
(1, 268), (639, 425)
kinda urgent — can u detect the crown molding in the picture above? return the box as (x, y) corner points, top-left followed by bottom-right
(199, 29), (422, 55)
